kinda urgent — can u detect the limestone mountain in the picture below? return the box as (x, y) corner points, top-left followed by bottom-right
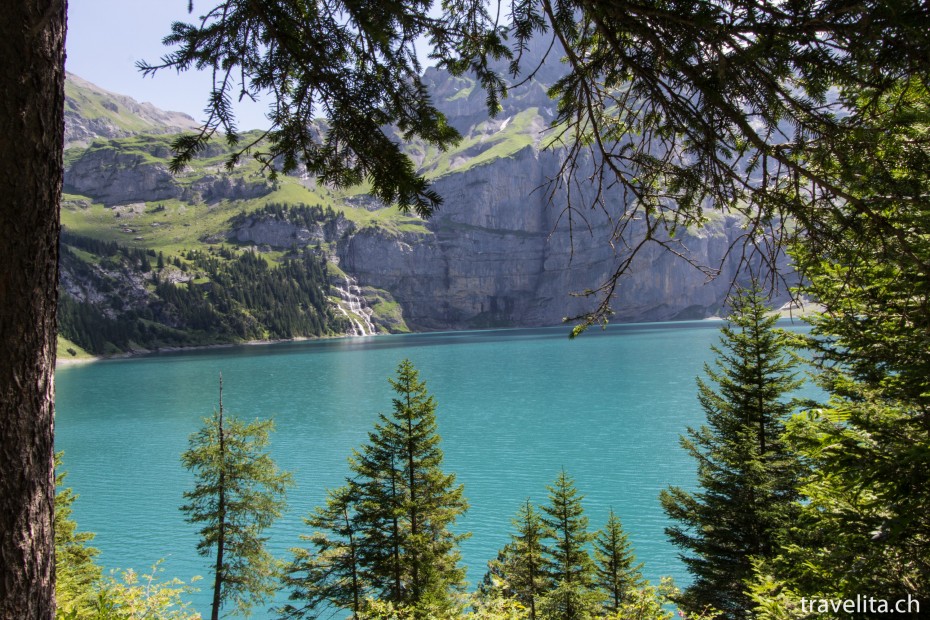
(57, 63), (775, 356)
(64, 73), (199, 148)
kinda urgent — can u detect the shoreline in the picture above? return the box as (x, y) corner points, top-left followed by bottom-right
(53, 335), (336, 368)
(54, 304), (821, 369)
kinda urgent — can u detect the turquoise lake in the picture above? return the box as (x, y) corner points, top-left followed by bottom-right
(54, 320), (812, 618)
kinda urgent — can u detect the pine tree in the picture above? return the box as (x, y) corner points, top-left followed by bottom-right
(539, 470), (599, 620)
(761, 82), (930, 603)
(181, 375), (293, 620)
(356, 359), (468, 615)
(489, 499), (548, 620)
(281, 485), (364, 619)
(350, 421), (408, 605)
(291, 359), (468, 618)
(660, 284), (802, 619)
(593, 509), (643, 614)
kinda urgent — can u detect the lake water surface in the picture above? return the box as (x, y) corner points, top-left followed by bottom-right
(55, 320), (810, 618)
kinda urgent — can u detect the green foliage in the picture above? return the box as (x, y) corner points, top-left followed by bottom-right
(280, 486), (364, 618)
(538, 470), (598, 620)
(593, 510), (643, 614)
(464, 594), (528, 620)
(660, 285), (803, 619)
(744, 561), (807, 620)
(86, 563), (201, 620)
(55, 455), (199, 620)
(285, 360), (468, 618)
(471, 576), (686, 620)
(603, 577), (682, 620)
(181, 377), (292, 620)
(485, 475), (667, 620)
(749, 78), (930, 609)
(55, 454), (103, 617)
(58, 230), (337, 354)
(160, 248), (335, 339)
(496, 500), (548, 619)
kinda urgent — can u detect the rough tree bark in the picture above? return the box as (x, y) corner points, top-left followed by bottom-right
(0, 1), (67, 618)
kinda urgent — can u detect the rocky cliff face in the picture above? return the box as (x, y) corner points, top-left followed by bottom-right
(338, 146), (759, 330)
(64, 136), (272, 206)
(232, 211), (355, 249)
(60, 67), (781, 336)
(333, 38), (787, 329)
(65, 147), (183, 204)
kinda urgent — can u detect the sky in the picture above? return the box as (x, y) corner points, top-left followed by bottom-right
(66, 0), (271, 130)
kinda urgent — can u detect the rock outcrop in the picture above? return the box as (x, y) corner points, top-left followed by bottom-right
(60, 65), (787, 336)
(64, 139), (273, 206)
(338, 146), (763, 330)
(64, 147), (183, 205)
(231, 211), (355, 248)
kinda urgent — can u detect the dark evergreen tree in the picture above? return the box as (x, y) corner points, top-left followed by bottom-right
(752, 80), (930, 607)
(181, 375), (293, 620)
(593, 509), (643, 614)
(539, 470), (599, 620)
(660, 285), (802, 619)
(488, 499), (548, 620)
(353, 359), (468, 616)
(291, 360), (468, 618)
(281, 486), (364, 619)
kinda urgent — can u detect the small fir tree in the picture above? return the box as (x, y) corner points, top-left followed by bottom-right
(593, 509), (644, 614)
(181, 375), (292, 620)
(489, 499), (548, 620)
(290, 359), (468, 618)
(281, 485), (365, 618)
(539, 470), (599, 620)
(660, 284), (802, 619)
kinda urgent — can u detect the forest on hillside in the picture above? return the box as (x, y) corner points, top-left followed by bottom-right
(58, 205), (348, 355)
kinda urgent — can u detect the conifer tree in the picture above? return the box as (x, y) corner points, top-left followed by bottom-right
(358, 359), (468, 615)
(281, 485), (364, 619)
(593, 509), (643, 614)
(54, 454), (103, 617)
(291, 359), (468, 618)
(755, 82), (930, 605)
(351, 441), (406, 606)
(539, 470), (599, 620)
(660, 285), (802, 619)
(181, 375), (293, 620)
(490, 499), (548, 620)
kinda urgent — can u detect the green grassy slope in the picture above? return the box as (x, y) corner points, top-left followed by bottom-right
(58, 72), (554, 352)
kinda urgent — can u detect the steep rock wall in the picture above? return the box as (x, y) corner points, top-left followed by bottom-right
(339, 146), (760, 330)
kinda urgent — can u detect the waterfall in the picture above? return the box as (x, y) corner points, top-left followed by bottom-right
(331, 275), (376, 336)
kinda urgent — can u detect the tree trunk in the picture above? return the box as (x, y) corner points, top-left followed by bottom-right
(0, 1), (67, 619)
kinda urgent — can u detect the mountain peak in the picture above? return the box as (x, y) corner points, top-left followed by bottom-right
(64, 72), (200, 148)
